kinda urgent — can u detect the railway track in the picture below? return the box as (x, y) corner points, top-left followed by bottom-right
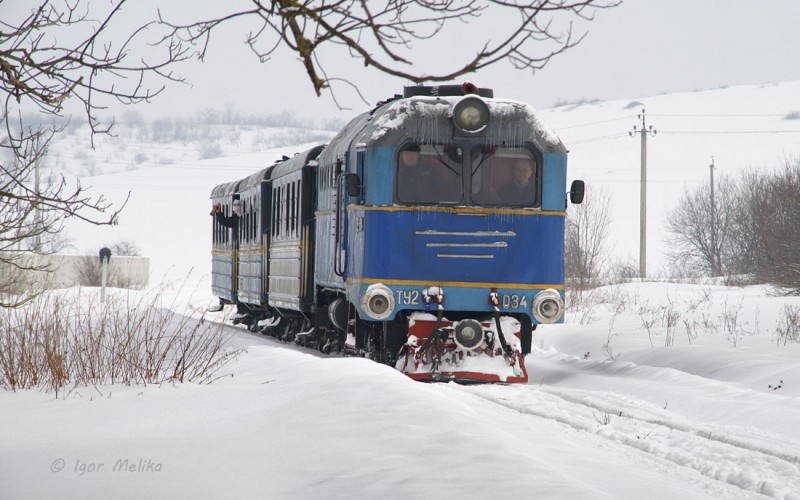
(455, 383), (800, 499)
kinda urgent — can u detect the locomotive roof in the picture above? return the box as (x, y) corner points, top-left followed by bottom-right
(316, 111), (373, 169)
(269, 144), (325, 179)
(364, 95), (566, 152)
(318, 93), (566, 169)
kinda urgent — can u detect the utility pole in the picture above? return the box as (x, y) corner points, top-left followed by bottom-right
(630, 109), (656, 280)
(709, 157), (717, 276)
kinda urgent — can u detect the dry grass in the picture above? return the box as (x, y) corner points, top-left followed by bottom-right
(0, 287), (243, 394)
(776, 305), (800, 346)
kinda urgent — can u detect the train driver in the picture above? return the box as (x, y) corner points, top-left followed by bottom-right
(497, 158), (535, 206)
(398, 144), (435, 203)
(397, 144), (461, 204)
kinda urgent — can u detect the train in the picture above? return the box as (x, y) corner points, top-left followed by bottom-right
(210, 83), (584, 383)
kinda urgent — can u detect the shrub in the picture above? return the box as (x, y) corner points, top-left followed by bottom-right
(199, 141), (222, 159)
(0, 288), (243, 394)
(776, 304), (800, 346)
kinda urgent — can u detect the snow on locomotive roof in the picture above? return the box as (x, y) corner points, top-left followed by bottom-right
(365, 95), (564, 149)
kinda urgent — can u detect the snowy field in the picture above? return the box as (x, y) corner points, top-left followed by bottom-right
(2, 82), (800, 499)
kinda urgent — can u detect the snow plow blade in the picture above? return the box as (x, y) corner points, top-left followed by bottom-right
(396, 317), (528, 384)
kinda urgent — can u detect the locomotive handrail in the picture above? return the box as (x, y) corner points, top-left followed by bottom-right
(334, 172), (348, 278)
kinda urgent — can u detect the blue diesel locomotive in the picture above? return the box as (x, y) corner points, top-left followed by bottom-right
(210, 84), (584, 383)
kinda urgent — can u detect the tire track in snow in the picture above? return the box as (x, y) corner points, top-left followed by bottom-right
(456, 384), (800, 499)
(539, 386), (800, 464)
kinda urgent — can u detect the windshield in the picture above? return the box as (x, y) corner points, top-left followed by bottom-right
(395, 143), (539, 207)
(470, 146), (539, 207)
(396, 143), (463, 204)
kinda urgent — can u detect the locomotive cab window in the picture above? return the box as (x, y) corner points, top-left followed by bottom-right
(396, 143), (463, 204)
(470, 147), (539, 208)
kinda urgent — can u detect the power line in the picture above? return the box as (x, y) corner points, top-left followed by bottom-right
(552, 109), (795, 131)
(649, 113), (790, 118)
(659, 129), (800, 135)
(567, 133), (630, 145)
(564, 128), (800, 145)
(552, 115), (636, 130)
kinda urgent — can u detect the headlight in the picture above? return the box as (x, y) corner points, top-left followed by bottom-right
(532, 289), (564, 324)
(362, 284), (395, 320)
(453, 96), (489, 133)
(453, 319), (485, 350)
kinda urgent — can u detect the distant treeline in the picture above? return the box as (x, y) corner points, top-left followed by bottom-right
(666, 156), (800, 293)
(19, 106), (347, 140)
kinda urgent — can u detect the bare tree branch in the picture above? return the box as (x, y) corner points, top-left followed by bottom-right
(730, 160), (800, 292)
(157, 0), (619, 96)
(2, 2), (190, 137)
(665, 176), (736, 278)
(565, 186), (612, 292)
(665, 158), (800, 292)
(1, 0), (188, 307)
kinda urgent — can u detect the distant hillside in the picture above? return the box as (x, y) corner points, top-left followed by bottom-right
(38, 109), (343, 179)
(540, 80), (800, 275)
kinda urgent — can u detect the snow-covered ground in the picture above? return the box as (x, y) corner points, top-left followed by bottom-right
(3, 283), (800, 499)
(2, 82), (800, 499)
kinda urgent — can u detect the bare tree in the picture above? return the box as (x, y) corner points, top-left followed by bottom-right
(735, 160), (800, 292)
(2, 2), (189, 145)
(1, 1), (191, 306)
(726, 169), (771, 277)
(157, 0), (619, 98)
(665, 176), (737, 278)
(111, 239), (141, 257)
(666, 159), (800, 290)
(565, 187), (612, 292)
(0, 131), (128, 306)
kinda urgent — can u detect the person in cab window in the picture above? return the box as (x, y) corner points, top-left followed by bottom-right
(211, 198), (241, 239)
(398, 145), (437, 203)
(498, 159), (535, 206)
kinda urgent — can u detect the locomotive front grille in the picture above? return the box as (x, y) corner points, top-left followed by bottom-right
(415, 230), (515, 259)
(415, 230), (516, 237)
(435, 254), (495, 259)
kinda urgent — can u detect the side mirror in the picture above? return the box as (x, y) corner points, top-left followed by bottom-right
(569, 180), (585, 205)
(346, 173), (361, 197)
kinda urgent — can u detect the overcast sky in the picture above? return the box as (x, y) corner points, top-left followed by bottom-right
(533, 0), (800, 100)
(155, 0), (800, 121)
(10, 1), (800, 123)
